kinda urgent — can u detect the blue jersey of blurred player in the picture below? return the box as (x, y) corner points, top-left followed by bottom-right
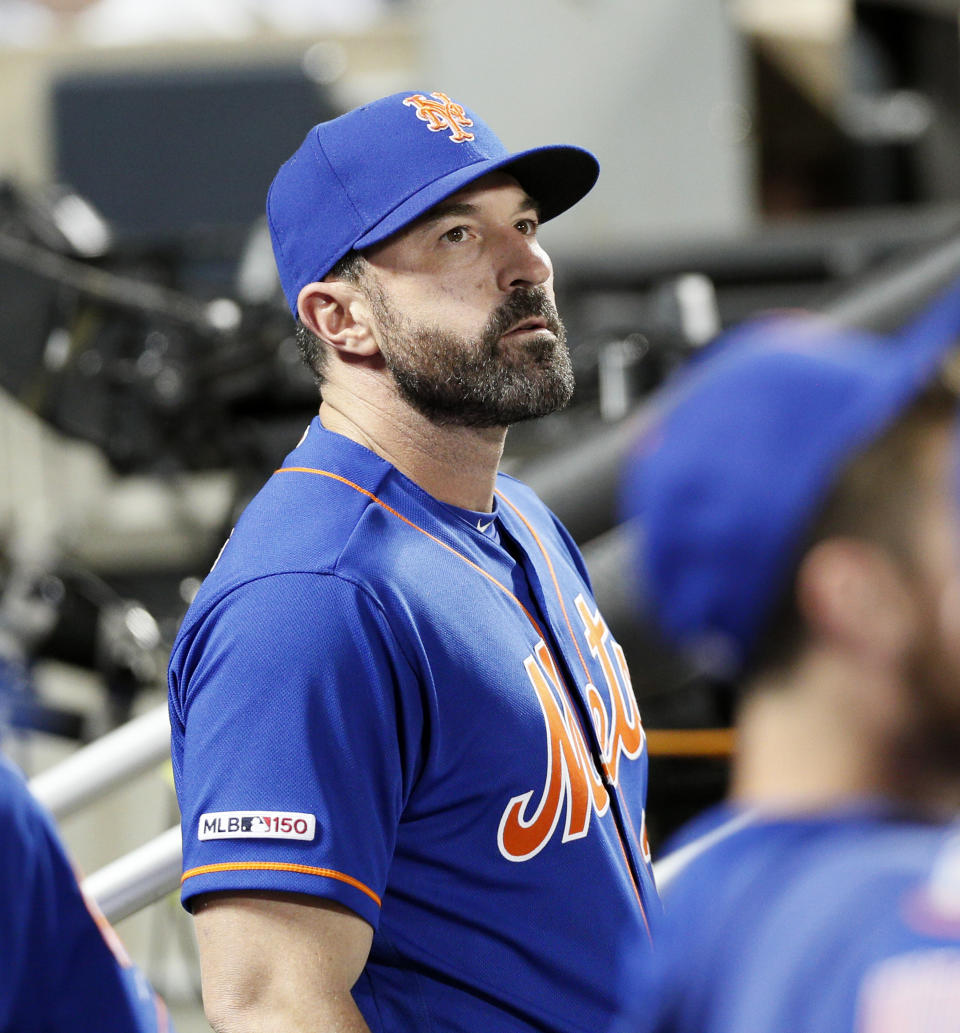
(619, 286), (960, 1032)
(0, 752), (170, 1032)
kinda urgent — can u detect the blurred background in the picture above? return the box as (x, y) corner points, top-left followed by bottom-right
(2, 1), (960, 1027)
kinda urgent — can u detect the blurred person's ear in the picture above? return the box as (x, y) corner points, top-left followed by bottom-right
(795, 538), (918, 673)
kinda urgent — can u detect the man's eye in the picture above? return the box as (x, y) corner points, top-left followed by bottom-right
(516, 218), (539, 235)
(442, 226), (468, 244)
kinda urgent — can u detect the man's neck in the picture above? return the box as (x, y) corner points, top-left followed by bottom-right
(317, 380), (507, 513)
(731, 648), (960, 820)
(730, 650), (891, 813)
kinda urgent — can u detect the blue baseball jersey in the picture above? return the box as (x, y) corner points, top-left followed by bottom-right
(0, 754), (169, 1033)
(621, 803), (960, 1033)
(168, 417), (658, 1032)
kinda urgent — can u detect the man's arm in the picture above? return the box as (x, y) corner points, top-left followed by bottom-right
(193, 891), (374, 1033)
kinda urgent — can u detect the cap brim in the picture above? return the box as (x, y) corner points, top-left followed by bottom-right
(354, 143), (599, 251)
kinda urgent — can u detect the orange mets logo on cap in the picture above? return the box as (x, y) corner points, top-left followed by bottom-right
(403, 91), (475, 143)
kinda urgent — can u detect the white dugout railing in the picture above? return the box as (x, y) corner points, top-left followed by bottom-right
(28, 703), (183, 923)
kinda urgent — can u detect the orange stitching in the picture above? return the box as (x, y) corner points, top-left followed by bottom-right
(495, 490), (592, 681)
(181, 861), (382, 907)
(402, 91), (475, 143)
(275, 467), (544, 637)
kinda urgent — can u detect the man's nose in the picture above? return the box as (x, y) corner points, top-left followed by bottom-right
(496, 235), (552, 293)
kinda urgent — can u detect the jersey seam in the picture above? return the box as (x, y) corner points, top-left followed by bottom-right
(185, 568), (424, 692)
(185, 567), (427, 802)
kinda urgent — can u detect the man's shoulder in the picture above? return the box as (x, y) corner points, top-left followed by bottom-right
(198, 424), (419, 589)
(0, 753), (44, 826)
(660, 807), (960, 948)
(664, 807), (952, 888)
(0, 753), (66, 873)
(174, 425), (500, 645)
(650, 810), (960, 1033)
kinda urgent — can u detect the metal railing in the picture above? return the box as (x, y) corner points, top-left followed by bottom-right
(29, 703), (171, 820)
(28, 703), (182, 922)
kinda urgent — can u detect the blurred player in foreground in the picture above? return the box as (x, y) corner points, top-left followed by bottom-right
(619, 285), (960, 1032)
(168, 91), (657, 1033)
(0, 750), (170, 1032)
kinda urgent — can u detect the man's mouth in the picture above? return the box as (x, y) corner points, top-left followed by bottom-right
(501, 317), (550, 338)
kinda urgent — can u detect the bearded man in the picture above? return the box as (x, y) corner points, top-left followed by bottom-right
(168, 91), (658, 1033)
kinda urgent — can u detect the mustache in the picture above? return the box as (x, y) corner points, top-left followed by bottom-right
(485, 287), (562, 345)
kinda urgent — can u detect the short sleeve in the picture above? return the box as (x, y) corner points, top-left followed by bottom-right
(171, 572), (424, 928)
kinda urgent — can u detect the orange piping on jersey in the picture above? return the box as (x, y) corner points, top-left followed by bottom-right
(495, 491), (592, 681)
(494, 491), (624, 757)
(181, 861), (382, 906)
(496, 490), (653, 938)
(276, 467), (545, 639)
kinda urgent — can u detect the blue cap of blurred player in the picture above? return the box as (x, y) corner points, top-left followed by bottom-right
(620, 280), (960, 679)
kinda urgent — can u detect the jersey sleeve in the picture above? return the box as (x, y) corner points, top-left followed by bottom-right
(170, 571), (424, 928)
(0, 758), (167, 1033)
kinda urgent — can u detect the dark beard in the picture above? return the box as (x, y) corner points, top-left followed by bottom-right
(370, 284), (575, 428)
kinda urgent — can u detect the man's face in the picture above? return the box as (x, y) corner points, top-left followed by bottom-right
(359, 172), (575, 427)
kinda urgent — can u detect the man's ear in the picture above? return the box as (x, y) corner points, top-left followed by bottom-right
(297, 280), (380, 358)
(795, 537), (917, 666)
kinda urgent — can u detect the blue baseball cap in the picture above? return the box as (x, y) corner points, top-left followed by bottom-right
(267, 90), (600, 315)
(621, 279), (960, 678)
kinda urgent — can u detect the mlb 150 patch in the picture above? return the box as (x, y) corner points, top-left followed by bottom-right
(198, 811), (316, 841)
